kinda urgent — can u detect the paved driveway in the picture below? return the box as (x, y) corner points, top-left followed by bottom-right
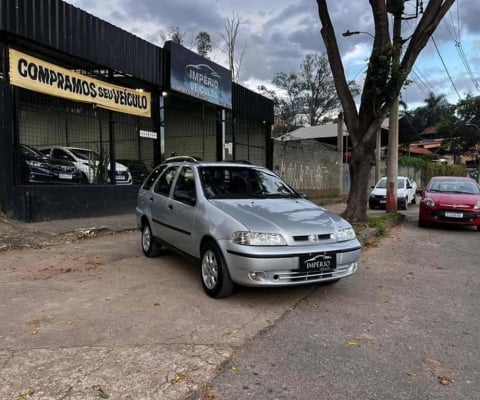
(0, 230), (316, 399)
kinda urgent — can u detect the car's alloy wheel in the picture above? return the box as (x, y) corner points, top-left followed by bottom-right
(201, 242), (234, 298)
(142, 222), (162, 257)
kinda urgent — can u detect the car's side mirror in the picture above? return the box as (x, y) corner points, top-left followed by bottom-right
(298, 192), (308, 199)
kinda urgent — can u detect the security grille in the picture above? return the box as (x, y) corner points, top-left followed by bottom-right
(15, 88), (155, 185)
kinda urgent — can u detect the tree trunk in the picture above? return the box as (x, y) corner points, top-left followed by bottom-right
(343, 144), (374, 222)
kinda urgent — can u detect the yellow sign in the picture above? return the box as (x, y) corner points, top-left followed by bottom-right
(9, 49), (151, 118)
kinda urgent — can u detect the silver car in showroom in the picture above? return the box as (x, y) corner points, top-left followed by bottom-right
(136, 157), (361, 298)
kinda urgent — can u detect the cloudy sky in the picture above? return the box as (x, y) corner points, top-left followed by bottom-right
(66, 0), (479, 110)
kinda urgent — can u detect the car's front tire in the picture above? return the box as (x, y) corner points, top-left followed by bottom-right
(142, 221), (162, 257)
(418, 218), (427, 228)
(200, 242), (234, 298)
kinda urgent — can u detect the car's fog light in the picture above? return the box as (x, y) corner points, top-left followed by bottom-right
(248, 271), (267, 282)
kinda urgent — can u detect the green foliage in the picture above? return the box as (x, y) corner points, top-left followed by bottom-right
(368, 213), (401, 237)
(422, 162), (466, 185)
(195, 31), (212, 58)
(89, 148), (109, 184)
(398, 155), (425, 170)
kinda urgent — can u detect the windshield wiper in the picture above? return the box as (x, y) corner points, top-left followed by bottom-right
(264, 193), (298, 198)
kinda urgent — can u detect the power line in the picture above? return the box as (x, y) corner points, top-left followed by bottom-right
(431, 35), (462, 99)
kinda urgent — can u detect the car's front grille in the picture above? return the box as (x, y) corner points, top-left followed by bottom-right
(292, 233), (332, 242)
(273, 264), (354, 282)
(51, 165), (75, 172)
(430, 209), (479, 222)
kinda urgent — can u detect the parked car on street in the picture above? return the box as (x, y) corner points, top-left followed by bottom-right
(369, 176), (417, 210)
(136, 157), (361, 298)
(20, 144), (83, 184)
(116, 159), (151, 184)
(39, 146), (132, 185)
(418, 176), (480, 231)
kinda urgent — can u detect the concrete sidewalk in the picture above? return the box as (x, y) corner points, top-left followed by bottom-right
(0, 202), (390, 250)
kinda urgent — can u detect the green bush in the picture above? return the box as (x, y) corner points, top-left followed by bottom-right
(422, 162), (466, 185)
(399, 156), (467, 187)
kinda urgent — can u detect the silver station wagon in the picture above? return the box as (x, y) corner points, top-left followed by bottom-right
(136, 157), (361, 298)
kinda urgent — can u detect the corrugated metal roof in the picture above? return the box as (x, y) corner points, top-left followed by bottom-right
(0, 0), (163, 85)
(274, 124), (348, 141)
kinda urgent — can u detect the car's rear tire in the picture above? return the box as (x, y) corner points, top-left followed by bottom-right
(142, 222), (162, 257)
(200, 242), (234, 298)
(400, 197), (408, 210)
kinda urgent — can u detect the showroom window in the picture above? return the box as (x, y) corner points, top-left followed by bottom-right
(15, 88), (155, 185)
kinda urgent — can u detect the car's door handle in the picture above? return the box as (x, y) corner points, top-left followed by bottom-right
(168, 204), (173, 210)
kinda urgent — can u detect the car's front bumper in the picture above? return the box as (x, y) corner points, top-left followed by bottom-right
(218, 240), (361, 287)
(420, 206), (480, 226)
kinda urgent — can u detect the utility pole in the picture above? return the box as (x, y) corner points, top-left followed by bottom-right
(385, 0), (404, 213)
(337, 111), (344, 196)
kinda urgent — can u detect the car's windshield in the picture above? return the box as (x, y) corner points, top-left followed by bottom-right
(70, 148), (99, 161)
(428, 179), (480, 194)
(375, 178), (405, 189)
(199, 166), (298, 199)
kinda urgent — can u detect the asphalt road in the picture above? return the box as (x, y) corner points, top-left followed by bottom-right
(191, 205), (480, 400)
(1, 203), (478, 400)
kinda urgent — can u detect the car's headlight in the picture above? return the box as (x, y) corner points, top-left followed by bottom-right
(336, 227), (356, 242)
(422, 198), (435, 207)
(231, 231), (287, 246)
(474, 200), (480, 210)
(26, 160), (46, 168)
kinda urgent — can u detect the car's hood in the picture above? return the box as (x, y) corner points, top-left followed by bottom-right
(77, 160), (128, 171)
(427, 192), (480, 207)
(371, 187), (407, 196)
(210, 198), (343, 234)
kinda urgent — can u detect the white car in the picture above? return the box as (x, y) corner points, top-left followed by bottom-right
(369, 176), (417, 210)
(39, 146), (132, 185)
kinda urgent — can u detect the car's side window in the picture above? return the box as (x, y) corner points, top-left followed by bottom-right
(173, 167), (196, 206)
(154, 166), (178, 196)
(52, 149), (72, 161)
(142, 165), (166, 191)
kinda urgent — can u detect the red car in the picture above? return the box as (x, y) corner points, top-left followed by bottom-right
(419, 176), (480, 231)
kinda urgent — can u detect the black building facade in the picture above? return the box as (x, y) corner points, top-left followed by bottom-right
(0, 0), (274, 221)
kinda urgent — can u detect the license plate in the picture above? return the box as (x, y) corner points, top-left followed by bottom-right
(299, 252), (336, 272)
(445, 211), (463, 218)
(116, 175), (126, 181)
(380, 200), (386, 204)
(59, 173), (73, 180)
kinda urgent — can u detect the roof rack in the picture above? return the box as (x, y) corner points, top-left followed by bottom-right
(164, 156), (202, 163)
